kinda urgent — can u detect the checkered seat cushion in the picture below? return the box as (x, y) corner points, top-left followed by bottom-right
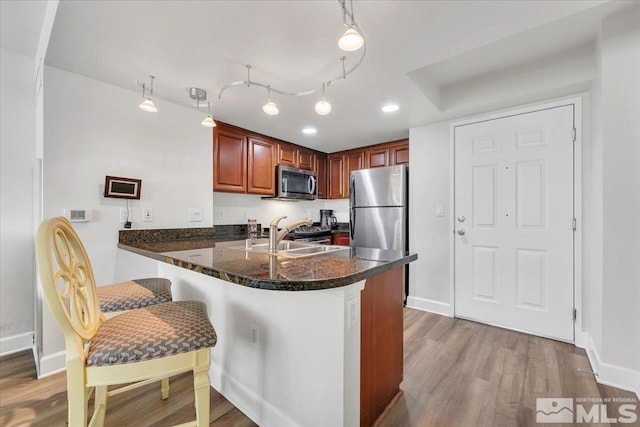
(87, 301), (217, 366)
(97, 278), (172, 312)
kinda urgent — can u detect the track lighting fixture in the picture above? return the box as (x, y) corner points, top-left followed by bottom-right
(201, 102), (216, 128)
(135, 1), (367, 124)
(216, 1), (365, 117)
(262, 86), (279, 115)
(138, 75), (157, 112)
(338, 0), (364, 52)
(314, 83), (332, 116)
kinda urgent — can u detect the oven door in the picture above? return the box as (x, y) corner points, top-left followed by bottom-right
(278, 165), (317, 200)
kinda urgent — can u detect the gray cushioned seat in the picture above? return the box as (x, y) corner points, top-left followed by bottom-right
(87, 301), (217, 366)
(97, 278), (172, 312)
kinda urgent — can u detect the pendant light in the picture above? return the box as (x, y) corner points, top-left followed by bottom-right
(262, 86), (279, 115)
(201, 102), (216, 128)
(138, 75), (158, 112)
(314, 83), (332, 115)
(338, 0), (364, 52)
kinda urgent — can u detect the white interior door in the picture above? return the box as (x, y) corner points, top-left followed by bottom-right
(454, 105), (575, 342)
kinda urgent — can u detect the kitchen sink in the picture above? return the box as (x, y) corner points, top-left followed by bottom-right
(230, 240), (349, 258)
(248, 241), (311, 251)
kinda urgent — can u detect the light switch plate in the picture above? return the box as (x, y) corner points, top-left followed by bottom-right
(435, 203), (444, 217)
(188, 208), (202, 222)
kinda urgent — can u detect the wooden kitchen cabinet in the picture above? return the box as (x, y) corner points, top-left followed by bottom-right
(328, 154), (345, 199)
(315, 154), (327, 199)
(390, 140), (409, 166)
(247, 136), (276, 195)
(277, 143), (298, 167)
(361, 267), (404, 427)
(365, 146), (389, 168)
(213, 126), (247, 193)
(344, 150), (365, 198)
(298, 148), (315, 170)
(328, 150), (365, 199)
(332, 232), (350, 246)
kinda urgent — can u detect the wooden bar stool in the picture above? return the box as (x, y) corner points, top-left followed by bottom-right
(36, 216), (217, 427)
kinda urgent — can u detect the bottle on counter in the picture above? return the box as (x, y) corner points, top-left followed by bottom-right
(247, 219), (258, 239)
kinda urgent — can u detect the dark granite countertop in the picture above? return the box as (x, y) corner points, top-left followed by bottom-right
(118, 228), (416, 291)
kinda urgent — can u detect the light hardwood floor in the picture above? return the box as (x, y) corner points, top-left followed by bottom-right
(0, 350), (257, 427)
(381, 309), (638, 427)
(1, 309), (637, 426)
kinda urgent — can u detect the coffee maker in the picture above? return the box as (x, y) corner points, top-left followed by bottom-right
(320, 209), (337, 229)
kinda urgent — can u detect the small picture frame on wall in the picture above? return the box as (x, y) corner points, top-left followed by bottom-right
(104, 176), (142, 199)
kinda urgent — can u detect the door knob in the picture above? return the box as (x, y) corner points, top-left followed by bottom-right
(457, 229), (465, 236)
(457, 216), (465, 222)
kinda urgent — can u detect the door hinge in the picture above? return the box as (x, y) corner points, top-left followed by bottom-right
(573, 308), (577, 322)
(572, 218), (577, 231)
(572, 127), (576, 142)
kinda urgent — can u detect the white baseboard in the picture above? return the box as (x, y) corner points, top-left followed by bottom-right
(209, 364), (298, 427)
(38, 350), (66, 378)
(406, 296), (452, 317)
(0, 332), (34, 356)
(584, 333), (640, 399)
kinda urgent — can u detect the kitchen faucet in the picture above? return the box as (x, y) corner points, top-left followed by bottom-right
(268, 215), (313, 253)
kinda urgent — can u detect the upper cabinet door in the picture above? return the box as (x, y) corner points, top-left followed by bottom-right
(390, 140), (409, 166)
(278, 144), (298, 167)
(298, 148), (315, 170)
(214, 127), (247, 193)
(328, 154), (344, 199)
(315, 154), (327, 199)
(366, 147), (390, 168)
(344, 150), (365, 198)
(247, 137), (276, 195)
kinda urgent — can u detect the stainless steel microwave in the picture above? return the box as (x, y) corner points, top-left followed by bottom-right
(263, 165), (317, 201)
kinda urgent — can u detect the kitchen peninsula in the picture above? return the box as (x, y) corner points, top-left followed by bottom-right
(118, 227), (417, 427)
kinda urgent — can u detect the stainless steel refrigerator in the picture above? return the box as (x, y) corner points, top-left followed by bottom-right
(350, 164), (408, 251)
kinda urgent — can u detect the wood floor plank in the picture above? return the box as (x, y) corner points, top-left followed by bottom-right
(0, 350), (257, 427)
(379, 309), (639, 427)
(2, 310), (637, 426)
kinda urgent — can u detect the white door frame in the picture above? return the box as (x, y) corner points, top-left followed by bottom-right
(449, 96), (584, 347)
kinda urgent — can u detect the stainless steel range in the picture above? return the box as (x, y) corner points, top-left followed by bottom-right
(291, 225), (332, 244)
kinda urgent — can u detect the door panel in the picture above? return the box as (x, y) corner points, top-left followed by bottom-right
(454, 105), (574, 342)
(351, 165), (407, 208)
(247, 137), (275, 195)
(351, 207), (406, 251)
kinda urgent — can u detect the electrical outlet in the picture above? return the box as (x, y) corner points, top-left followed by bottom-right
(250, 325), (258, 345)
(347, 296), (359, 328)
(143, 208), (153, 222)
(218, 209), (224, 219)
(119, 208), (130, 223)
(189, 208), (202, 222)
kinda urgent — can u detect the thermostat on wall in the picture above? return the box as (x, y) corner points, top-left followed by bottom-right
(64, 209), (91, 222)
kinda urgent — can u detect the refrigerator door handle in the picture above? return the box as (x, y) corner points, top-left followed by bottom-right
(350, 208), (355, 241)
(350, 174), (355, 206)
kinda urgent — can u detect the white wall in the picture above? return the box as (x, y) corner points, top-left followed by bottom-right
(212, 193), (349, 228)
(0, 48), (36, 344)
(407, 122), (451, 313)
(598, 7), (640, 374)
(41, 66), (214, 361)
(409, 35), (640, 392)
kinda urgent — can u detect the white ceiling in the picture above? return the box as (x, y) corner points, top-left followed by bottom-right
(0, 0), (47, 58)
(4, 1), (634, 152)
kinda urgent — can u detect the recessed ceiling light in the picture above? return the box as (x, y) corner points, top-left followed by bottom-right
(381, 103), (399, 113)
(302, 127), (317, 135)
